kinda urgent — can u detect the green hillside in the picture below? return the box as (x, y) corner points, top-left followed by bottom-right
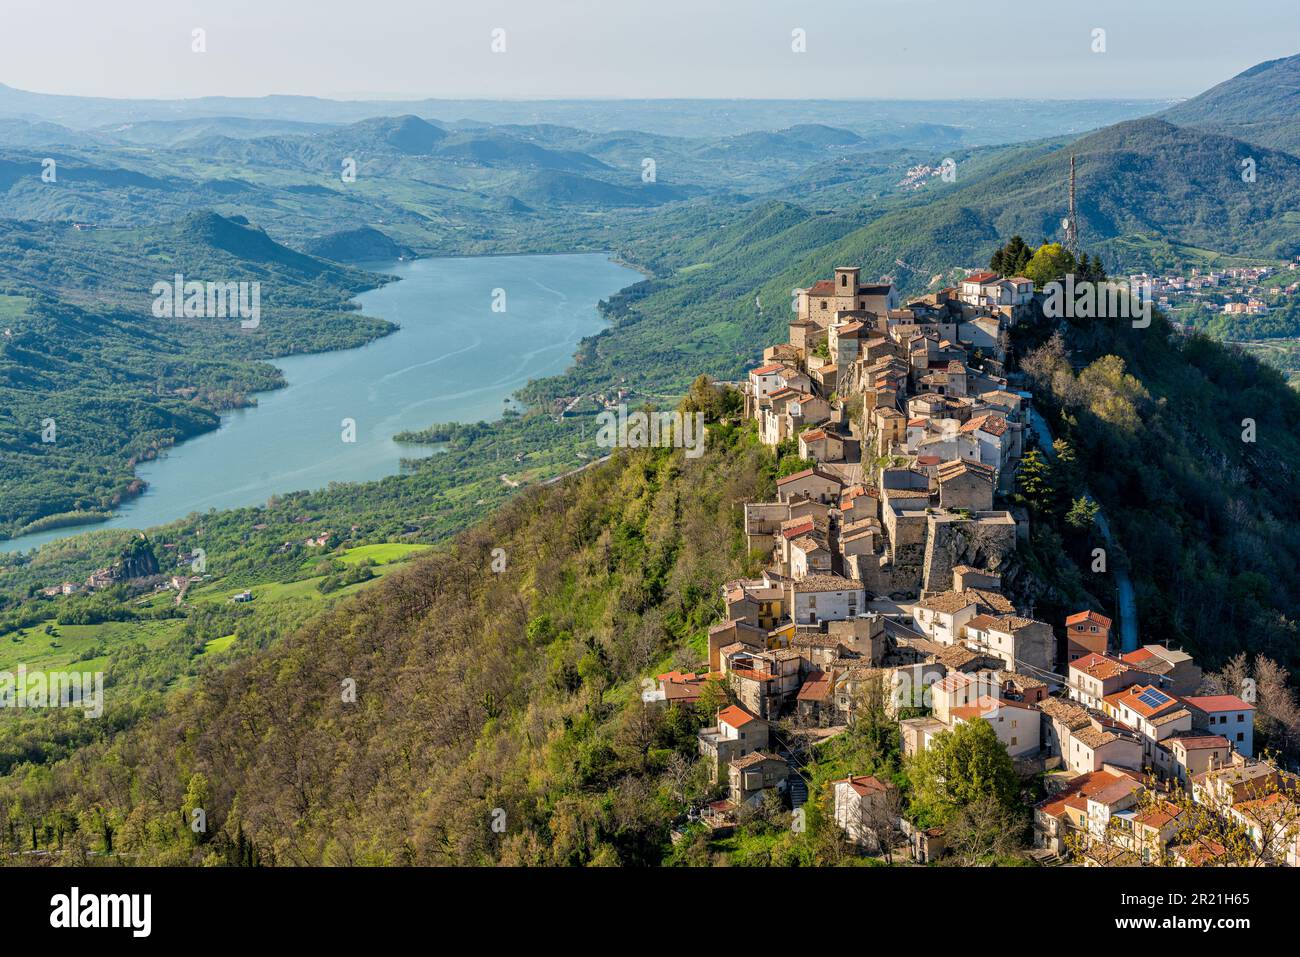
(1162, 53), (1300, 154)
(0, 212), (391, 537)
(0, 429), (773, 865)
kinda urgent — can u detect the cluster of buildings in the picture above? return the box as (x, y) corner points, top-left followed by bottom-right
(660, 264), (1297, 865)
(1127, 264), (1298, 318)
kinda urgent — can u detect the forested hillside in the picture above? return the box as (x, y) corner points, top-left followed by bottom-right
(1012, 302), (1300, 672)
(0, 212), (390, 536)
(1162, 53), (1300, 154)
(0, 424), (773, 865)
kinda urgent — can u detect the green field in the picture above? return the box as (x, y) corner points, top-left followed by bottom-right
(334, 542), (432, 566)
(0, 617), (187, 676)
(199, 634), (237, 656)
(0, 293), (28, 323)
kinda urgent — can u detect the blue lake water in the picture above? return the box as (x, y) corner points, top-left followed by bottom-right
(2, 253), (640, 554)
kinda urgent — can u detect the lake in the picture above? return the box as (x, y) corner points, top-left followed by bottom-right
(1, 253), (640, 554)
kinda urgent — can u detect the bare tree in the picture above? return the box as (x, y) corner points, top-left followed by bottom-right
(947, 795), (1025, 865)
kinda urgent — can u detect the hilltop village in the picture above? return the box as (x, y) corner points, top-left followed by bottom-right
(651, 265), (1299, 866)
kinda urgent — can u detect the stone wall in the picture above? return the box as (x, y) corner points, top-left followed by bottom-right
(922, 512), (1018, 597)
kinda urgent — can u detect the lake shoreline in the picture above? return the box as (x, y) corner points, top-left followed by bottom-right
(1, 252), (642, 556)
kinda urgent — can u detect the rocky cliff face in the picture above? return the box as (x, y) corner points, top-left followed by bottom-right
(921, 513), (1018, 598)
(113, 537), (159, 581)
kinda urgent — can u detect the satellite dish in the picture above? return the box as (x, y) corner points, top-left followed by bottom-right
(1061, 218), (1071, 231)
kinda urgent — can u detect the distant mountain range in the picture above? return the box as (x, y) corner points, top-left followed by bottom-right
(0, 82), (1168, 142)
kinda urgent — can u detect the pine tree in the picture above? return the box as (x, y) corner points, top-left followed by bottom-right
(1090, 253), (1107, 283)
(1006, 235), (1031, 275)
(1017, 448), (1054, 514)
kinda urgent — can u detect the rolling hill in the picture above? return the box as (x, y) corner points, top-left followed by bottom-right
(1163, 53), (1300, 155)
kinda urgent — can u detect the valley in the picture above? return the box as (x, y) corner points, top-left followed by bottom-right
(2, 42), (1300, 874)
(0, 252), (639, 553)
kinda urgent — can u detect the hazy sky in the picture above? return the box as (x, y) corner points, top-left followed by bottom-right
(2, 0), (1297, 101)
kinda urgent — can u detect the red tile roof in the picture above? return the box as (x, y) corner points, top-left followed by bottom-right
(836, 775), (891, 798)
(776, 467), (840, 487)
(1071, 653), (1131, 682)
(1066, 610), (1113, 628)
(718, 705), (761, 730)
(1035, 768), (1141, 818)
(1105, 684), (1182, 720)
(797, 670), (832, 702)
(1183, 695), (1255, 713)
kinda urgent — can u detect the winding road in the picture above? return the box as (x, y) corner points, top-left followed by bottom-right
(1028, 408), (1139, 652)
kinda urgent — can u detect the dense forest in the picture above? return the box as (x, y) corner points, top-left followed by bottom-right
(0, 417), (776, 864)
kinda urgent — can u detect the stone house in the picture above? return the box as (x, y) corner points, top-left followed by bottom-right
(935, 459), (995, 511)
(788, 535), (832, 580)
(795, 670), (834, 725)
(797, 427), (846, 463)
(706, 619), (765, 672)
(728, 752), (789, 807)
(961, 614), (1055, 676)
(787, 575), (866, 626)
(913, 591), (978, 646)
(960, 412), (1011, 473)
(776, 467), (843, 505)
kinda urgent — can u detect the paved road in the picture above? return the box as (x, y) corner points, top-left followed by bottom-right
(1028, 409), (1138, 652)
(540, 454), (612, 487)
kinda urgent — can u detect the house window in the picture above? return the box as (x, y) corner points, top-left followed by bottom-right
(1011, 737), (1017, 746)
(820, 301), (827, 310)
(1237, 733), (1245, 742)
(1237, 714), (1244, 723)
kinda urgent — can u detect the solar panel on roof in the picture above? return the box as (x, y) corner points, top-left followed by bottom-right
(1137, 688), (1171, 708)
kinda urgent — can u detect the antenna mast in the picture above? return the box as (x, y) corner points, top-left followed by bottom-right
(1063, 155), (1080, 257)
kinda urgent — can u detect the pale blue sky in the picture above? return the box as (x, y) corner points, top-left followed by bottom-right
(1, 0), (1297, 100)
